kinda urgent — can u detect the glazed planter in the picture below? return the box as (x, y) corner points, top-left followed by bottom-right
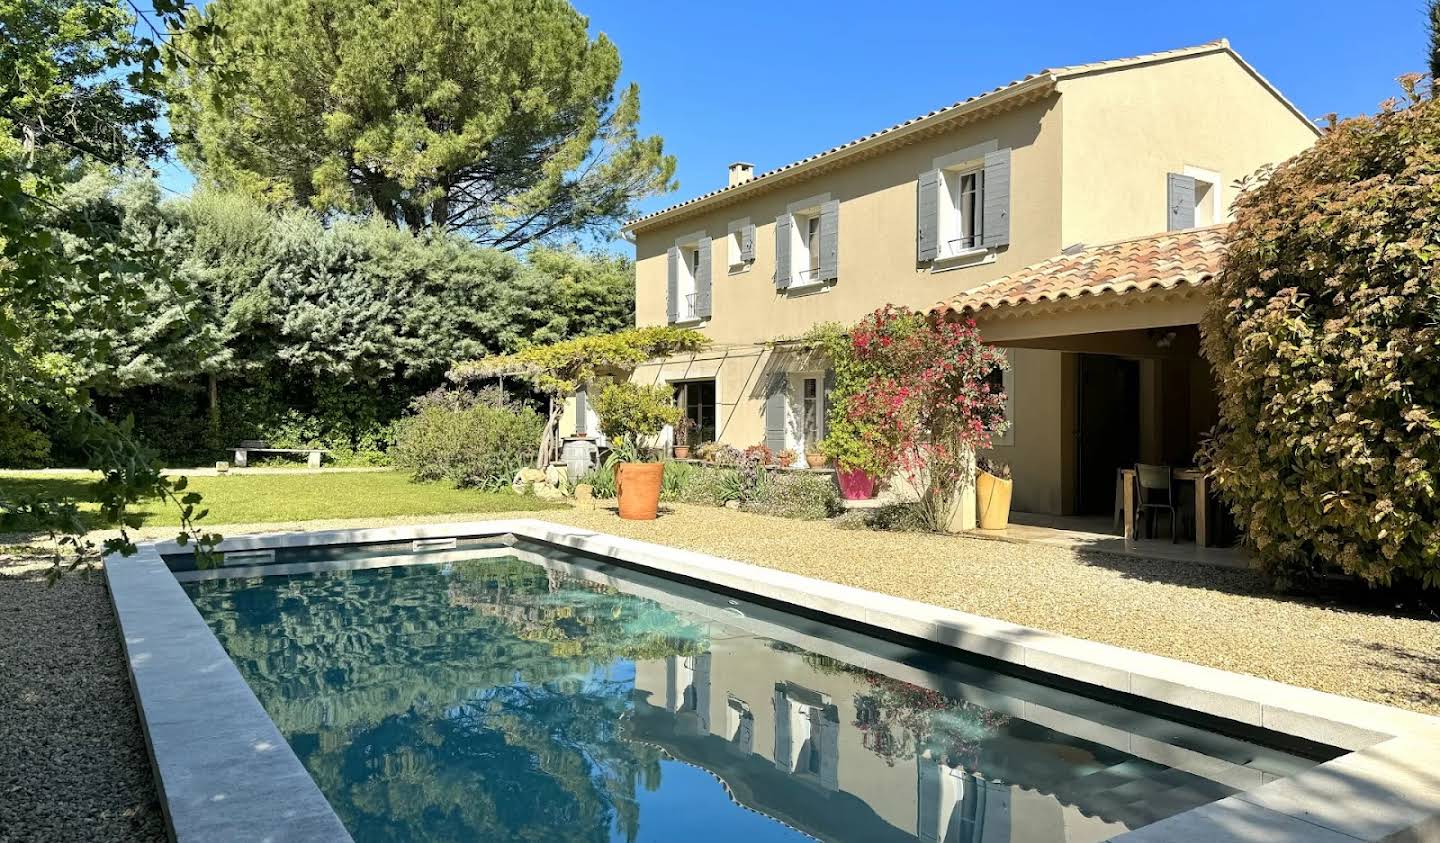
(836, 467), (876, 500)
(976, 470), (1013, 530)
(673, 446), (692, 460)
(805, 454), (829, 470)
(616, 462), (664, 520)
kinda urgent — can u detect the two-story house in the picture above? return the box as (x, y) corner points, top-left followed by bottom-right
(588, 40), (1318, 520)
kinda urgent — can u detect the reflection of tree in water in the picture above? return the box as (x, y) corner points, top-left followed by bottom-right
(186, 557), (707, 842)
(786, 645), (1010, 769)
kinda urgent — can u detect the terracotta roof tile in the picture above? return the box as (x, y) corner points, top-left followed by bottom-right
(934, 226), (1228, 315)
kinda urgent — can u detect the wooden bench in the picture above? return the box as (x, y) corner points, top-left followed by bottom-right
(231, 441), (329, 469)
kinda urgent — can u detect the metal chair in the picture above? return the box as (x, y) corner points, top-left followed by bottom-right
(1134, 463), (1179, 543)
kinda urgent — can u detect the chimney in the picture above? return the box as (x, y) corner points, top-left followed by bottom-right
(727, 161), (754, 187)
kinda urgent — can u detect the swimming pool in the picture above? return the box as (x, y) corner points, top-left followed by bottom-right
(176, 537), (1333, 843)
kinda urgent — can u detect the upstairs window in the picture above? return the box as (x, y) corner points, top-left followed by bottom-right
(791, 209), (823, 287)
(667, 233), (711, 323)
(941, 167), (984, 257)
(679, 245), (701, 320)
(774, 198), (837, 291)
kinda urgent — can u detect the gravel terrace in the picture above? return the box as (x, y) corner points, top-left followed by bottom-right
(3, 502), (1437, 838)
(0, 551), (165, 842)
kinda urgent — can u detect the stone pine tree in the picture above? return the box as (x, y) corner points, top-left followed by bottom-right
(168, 0), (677, 248)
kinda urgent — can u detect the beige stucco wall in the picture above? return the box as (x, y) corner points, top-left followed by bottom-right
(986, 348), (1070, 514)
(618, 49), (1316, 516)
(632, 96), (1067, 347)
(1056, 50), (1318, 247)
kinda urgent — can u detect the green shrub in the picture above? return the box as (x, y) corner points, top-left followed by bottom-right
(1201, 83), (1440, 588)
(677, 466), (744, 507)
(660, 461), (698, 501)
(0, 411), (51, 468)
(392, 392), (544, 490)
(740, 472), (840, 520)
(834, 502), (932, 533)
(579, 460), (616, 499)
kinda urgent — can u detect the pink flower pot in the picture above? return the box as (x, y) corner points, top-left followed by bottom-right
(836, 467), (876, 500)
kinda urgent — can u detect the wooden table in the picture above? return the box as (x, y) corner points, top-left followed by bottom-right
(1121, 467), (1211, 547)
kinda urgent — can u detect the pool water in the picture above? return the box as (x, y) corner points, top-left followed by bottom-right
(182, 543), (1330, 843)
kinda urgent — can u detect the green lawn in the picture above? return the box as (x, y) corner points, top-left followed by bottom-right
(0, 470), (563, 529)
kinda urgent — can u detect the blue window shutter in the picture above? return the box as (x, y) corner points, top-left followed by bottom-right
(818, 200), (839, 281)
(574, 386), (588, 435)
(666, 246), (680, 323)
(773, 214), (791, 290)
(764, 374), (788, 453)
(694, 237), (712, 318)
(740, 223), (755, 262)
(982, 148), (1011, 248)
(1168, 173), (1196, 230)
(917, 169), (940, 261)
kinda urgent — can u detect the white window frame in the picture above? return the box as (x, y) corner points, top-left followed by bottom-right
(940, 166), (985, 258)
(672, 229), (707, 324)
(784, 371), (825, 462)
(726, 217), (751, 272)
(784, 193), (831, 292)
(1183, 165), (1223, 227)
(928, 142), (999, 272)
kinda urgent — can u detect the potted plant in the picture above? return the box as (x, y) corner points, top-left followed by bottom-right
(976, 456), (1013, 530)
(820, 433), (880, 500)
(592, 382), (682, 520)
(805, 445), (828, 469)
(672, 415), (696, 459)
(776, 448), (798, 469)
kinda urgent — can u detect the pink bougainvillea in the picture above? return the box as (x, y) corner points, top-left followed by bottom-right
(840, 306), (1008, 525)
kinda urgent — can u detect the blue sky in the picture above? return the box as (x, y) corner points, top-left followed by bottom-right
(579, 0), (1426, 226)
(161, 0), (1428, 246)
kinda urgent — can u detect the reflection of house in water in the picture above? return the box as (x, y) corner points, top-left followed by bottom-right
(631, 636), (1242, 843)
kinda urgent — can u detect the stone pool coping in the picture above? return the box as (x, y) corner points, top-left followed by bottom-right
(111, 518), (1440, 843)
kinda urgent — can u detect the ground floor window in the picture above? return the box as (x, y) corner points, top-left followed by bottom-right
(801, 376), (822, 448)
(673, 379), (717, 445)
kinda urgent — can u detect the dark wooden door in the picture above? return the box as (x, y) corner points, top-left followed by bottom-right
(1075, 354), (1141, 515)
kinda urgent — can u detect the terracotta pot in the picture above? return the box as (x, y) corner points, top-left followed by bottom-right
(673, 446), (691, 460)
(805, 453), (829, 469)
(976, 470), (1013, 530)
(836, 467), (876, 500)
(616, 462), (664, 520)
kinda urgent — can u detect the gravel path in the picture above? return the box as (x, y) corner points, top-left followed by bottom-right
(0, 552), (165, 842)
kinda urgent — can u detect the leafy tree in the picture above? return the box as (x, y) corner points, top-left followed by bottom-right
(451, 326), (708, 466)
(1201, 80), (1440, 588)
(169, 0), (676, 248)
(1, 0), (220, 569)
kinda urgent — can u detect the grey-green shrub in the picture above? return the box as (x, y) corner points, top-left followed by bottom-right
(661, 461), (699, 501)
(392, 393), (543, 490)
(677, 467), (744, 507)
(741, 472), (840, 520)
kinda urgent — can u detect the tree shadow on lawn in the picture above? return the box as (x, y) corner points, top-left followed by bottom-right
(1068, 544), (1440, 623)
(0, 475), (161, 541)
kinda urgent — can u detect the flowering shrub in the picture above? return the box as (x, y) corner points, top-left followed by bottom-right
(839, 306), (1008, 529)
(1202, 81), (1440, 588)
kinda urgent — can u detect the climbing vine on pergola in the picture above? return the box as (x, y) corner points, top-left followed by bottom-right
(449, 326), (709, 465)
